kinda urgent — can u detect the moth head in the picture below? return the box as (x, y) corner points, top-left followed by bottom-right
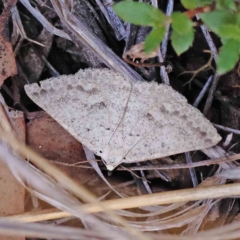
(100, 146), (124, 171)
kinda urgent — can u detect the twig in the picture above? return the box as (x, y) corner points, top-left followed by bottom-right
(158, 0), (174, 85)
(7, 182), (240, 222)
(120, 165), (144, 179)
(161, 0), (174, 59)
(31, 44), (60, 77)
(193, 75), (213, 107)
(117, 153), (240, 171)
(196, 14), (218, 62)
(102, 0), (126, 40)
(158, 44), (170, 84)
(179, 50), (214, 86)
(84, 0), (101, 22)
(195, 14), (219, 116)
(137, 163), (152, 194)
(185, 152), (198, 187)
(50, 161), (92, 168)
(146, 162), (171, 182)
(95, 0), (124, 39)
(95, 0), (111, 29)
(151, 0), (172, 85)
(203, 74), (220, 115)
(213, 124), (240, 135)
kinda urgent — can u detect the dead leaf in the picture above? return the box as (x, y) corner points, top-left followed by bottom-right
(123, 42), (158, 63)
(122, 42), (171, 69)
(0, 0), (18, 85)
(26, 112), (98, 184)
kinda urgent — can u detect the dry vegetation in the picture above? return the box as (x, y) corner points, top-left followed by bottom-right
(1, 0), (240, 239)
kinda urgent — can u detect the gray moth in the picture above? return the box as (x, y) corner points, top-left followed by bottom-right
(25, 68), (221, 170)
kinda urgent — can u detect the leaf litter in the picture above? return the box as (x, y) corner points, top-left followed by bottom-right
(0, 0), (240, 239)
(0, 0), (17, 85)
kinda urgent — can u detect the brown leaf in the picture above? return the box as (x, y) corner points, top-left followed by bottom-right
(27, 112), (98, 184)
(123, 42), (158, 63)
(0, 0), (18, 85)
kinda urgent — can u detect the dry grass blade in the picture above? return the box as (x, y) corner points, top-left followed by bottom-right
(6, 182), (240, 223)
(0, 219), (112, 240)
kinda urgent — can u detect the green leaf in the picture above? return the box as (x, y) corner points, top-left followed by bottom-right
(171, 28), (194, 55)
(144, 27), (165, 53)
(217, 39), (240, 74)
(171, 12), (193, 34)
(181, 0), (214, 9)
(181, 0), (197, 9)
(216, 0), (236, 10)
(201, 11), (237, 35)
(218, 24), (240, 40)
(113, 1), (167, 27)
(220, 38), (229, 45)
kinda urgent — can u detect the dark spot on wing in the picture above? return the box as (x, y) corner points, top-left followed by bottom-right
(40, 89), (47, 95)
(180, 115), (187, 120)
(199, 131), (207, 137)
(172, 110), (180, 116)
(205, 139), (213, 144)
(160, 105), (168, 113)
(49, 88), (54, 93)
(67, 84), (73, 90)
(146, 113), (154, 121)
(89, 87), (99, 95)
(91, 102), (107, 109)
(76, 85), (84, 91)
(32, 91), (39, 97)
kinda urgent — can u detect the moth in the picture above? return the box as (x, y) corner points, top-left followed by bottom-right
(25, 69), (221, 170)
